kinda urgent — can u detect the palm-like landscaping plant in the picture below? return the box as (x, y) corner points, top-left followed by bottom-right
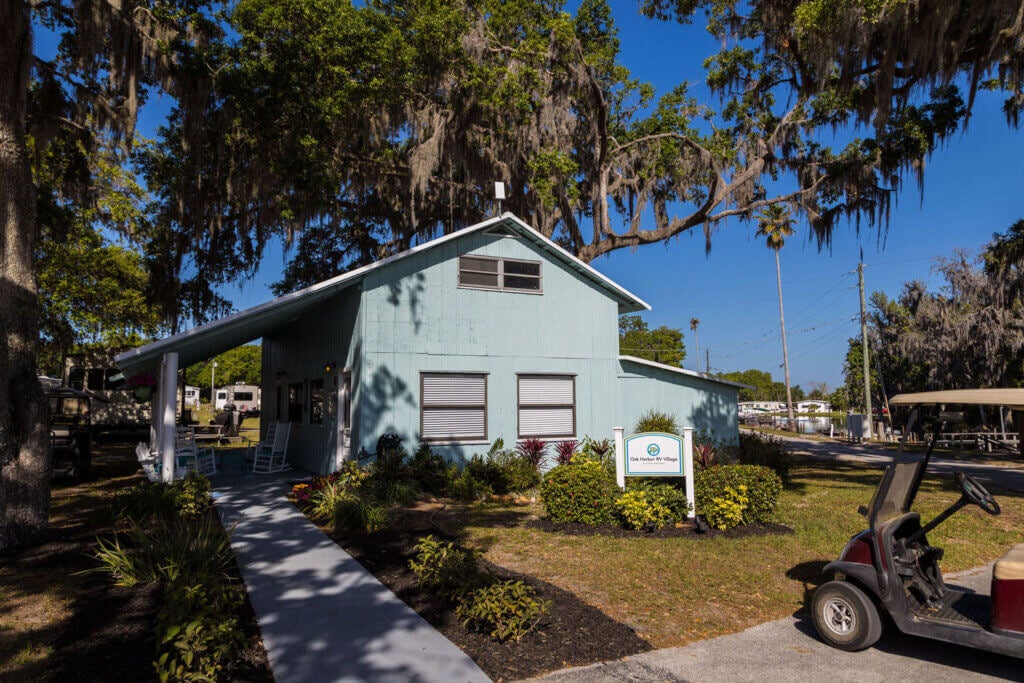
(756, 205), (797, 431)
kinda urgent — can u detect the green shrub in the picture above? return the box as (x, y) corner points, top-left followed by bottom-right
(734, 432), (792, 480)
(445, 467), (492, 502)
(408, 536), (481, 597)
(574, 436), (615, 474)
(333, 498), (389, 533)
(695, 464), (782, 526)
(539, 462), (619, 525)
(153, 582), (246, 682)
(309, 479), (356, 523)
(455, 580), (550, 642)
(109, 483), (180, 523)
(615, 490), (674, 530)
(174, 472), (212, 517)
(408, 443), (447, 494)
(466, 454), (506, 494)
(624, 479), (691, 521)
(93, 515), (236, 588)
(500, 456), (541, 493)
(465, 439), (535, 495)
(634, 410), (679, 435)
(703, 484), (748, 530)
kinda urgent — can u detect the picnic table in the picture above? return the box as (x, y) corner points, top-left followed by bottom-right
(193, 425), (223, 444)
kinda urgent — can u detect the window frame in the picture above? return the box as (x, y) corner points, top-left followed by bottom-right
(419, 371), (488, 444)
(457, 255), (542, 294)
(516, 374), (577, 439)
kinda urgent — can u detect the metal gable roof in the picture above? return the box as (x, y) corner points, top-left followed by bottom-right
(618, 355), (751, 390)
(115, 213), (650, 376)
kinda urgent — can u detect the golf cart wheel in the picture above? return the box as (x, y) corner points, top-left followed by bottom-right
(812, 580), (883, 651)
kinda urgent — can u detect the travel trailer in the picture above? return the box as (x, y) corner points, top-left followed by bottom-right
(215, 383), (261, 415)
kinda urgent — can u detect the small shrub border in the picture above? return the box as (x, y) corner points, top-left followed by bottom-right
(409, 536), (550, 641)
(94, 473), (251, 680)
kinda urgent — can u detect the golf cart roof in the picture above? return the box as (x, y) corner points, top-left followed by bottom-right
(868, 388), (1024, 528)
(889, 389), (1024, 410)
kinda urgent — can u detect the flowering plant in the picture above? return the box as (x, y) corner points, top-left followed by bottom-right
(292, 482), (312, 502)
(125, 373), (158, 389)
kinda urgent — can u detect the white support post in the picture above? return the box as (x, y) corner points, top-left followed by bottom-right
(682, 427), (695, 519)
(159, 352), (179, 482)
(613, 427), (625, 490)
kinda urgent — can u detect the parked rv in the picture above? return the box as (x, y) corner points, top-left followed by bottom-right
(65, 356), (150, 434)
(215, 383), (261, 415)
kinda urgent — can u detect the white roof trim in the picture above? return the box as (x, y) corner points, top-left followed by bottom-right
(116, 213), (649, 371)
(618, 355), (749, 390)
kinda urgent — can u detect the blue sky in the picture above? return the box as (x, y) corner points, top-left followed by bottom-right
(39, 7), (1024, 391)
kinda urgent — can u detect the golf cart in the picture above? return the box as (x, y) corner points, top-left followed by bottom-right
(46, 386), (92, 480)
(812, 389), (1024, 658)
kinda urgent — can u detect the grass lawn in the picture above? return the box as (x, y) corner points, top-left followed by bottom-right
(445, 463), (1024, 649)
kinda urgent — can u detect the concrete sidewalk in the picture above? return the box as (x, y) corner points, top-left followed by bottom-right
(212, 473), (489, 683)
(524, 566), (1023, 682)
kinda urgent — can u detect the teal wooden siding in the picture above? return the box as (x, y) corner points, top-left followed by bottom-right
(614, 359), (739, 444)
(261, 287), (362, 473)
(356, 230), (623, 462)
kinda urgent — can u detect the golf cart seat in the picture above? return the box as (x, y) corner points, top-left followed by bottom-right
(992, 543), (1024, 633)
(994, 543), (1024, 580)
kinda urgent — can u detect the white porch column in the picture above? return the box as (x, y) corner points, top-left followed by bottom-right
(159, 352), (179, 482)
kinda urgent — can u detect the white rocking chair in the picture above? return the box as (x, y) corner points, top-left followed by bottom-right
(175, 427), (217, 477)
(250, 421), (292, 473)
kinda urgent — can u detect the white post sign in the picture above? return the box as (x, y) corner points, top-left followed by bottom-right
(613, 427), (695, 519)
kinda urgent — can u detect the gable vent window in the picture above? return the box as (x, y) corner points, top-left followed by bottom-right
(458, 255), (541, 292)
(421, 372), (487, 442)
(518, 374), (575, 439)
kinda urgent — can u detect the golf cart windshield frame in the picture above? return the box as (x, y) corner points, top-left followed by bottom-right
(868, 388), (1024, 530)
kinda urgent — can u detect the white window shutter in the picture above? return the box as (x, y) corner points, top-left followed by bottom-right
(421, 373), (486, 440)
(518, 375), (575, 438)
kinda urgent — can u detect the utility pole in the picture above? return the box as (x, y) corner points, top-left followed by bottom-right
(706, 349), (710, 375)
(858, 259), (873, 439)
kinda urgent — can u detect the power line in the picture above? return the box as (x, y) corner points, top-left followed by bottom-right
(709, 315), (856, 351)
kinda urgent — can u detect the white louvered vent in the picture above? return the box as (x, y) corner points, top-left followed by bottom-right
(518, 375), (575, 438)
(421, 373), (487, 441)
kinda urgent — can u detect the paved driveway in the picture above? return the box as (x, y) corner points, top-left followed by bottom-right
(763, 432), (1024, 495)
(527, 566), (1023, 682)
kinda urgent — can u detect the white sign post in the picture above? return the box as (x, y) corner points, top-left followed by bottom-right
(614, 427), (695, 519)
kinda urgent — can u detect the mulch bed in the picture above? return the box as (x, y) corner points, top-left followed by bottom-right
(329, 505), (653, 681)
(0, 439), (273, 682)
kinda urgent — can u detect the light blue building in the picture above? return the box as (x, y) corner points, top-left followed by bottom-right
(116, 214), (742, 474)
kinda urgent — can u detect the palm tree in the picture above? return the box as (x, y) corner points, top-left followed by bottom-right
(756, 205), (797, 432)
(690, 318), (701, 372)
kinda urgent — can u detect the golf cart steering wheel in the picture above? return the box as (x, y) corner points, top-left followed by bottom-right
(955, 471), (1001, 515)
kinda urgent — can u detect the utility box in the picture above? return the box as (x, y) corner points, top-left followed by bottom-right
(846, 413), (870, 442)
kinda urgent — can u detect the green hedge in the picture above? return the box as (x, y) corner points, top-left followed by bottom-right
(695, 464), (782, 526)
(539, 462), (619, 525)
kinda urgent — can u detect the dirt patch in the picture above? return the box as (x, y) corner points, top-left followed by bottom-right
(328, 505), (653, 681)
(0, 440), (272, 682)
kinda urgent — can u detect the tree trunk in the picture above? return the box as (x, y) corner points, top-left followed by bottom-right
(775, 250), (796, 431)
(0, 2), (51, 552)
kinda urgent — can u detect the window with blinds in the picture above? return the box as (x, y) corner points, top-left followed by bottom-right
(517, 374), (575, 438)
(420, 372), (487, 442)
(458, 255), (541, 292)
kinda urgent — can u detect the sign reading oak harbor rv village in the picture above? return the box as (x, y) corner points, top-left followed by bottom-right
(613, 428), (696, 519)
